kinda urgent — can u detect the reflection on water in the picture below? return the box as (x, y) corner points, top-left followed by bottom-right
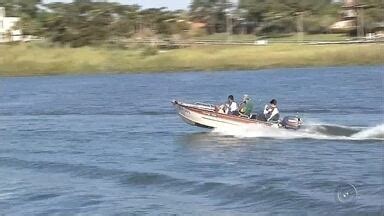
(179, 132), (247, 146)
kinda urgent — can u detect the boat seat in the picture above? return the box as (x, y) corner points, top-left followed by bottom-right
(239, 113), (251, 118)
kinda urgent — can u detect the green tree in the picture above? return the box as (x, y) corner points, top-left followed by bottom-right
(239, 0), (339, 35)
(0, 0), (43, 35)
(0, 0), (41, 17)
(190, 0), (232, 33)
(43, 1), (115, 46)
(359, 0), (384, 32)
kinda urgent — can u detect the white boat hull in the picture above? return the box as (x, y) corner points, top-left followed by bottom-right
(172, 100), (302, 130)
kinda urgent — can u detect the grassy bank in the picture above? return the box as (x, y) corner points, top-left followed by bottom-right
(0, 43), (383, 76)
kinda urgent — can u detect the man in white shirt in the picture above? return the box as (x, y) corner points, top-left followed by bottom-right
(263, 99), (280, 122)
(217, 95), (238, 114)
(225, 95), (239, 115)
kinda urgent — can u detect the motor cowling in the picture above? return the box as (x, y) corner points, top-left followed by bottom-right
(281, 116), (302, 129)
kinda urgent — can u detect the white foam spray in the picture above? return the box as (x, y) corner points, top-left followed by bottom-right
(212, 123), (384, 141)
(351, 124), (384, 140)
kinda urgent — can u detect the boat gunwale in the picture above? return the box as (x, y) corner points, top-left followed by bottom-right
(174, 101), (273, 126)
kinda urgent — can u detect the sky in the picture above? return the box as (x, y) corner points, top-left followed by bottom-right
(43, 0), (191, 10)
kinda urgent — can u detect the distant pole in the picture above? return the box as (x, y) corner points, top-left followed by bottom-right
(226, 13), (232, 43)
(225, 1), (235, 43)
(139, 15), (143, 35)
(297, 12), (304, 43)
(361, 8), (365, 37)
(17, 0), (20, 17)
(357, 7), (365, 38)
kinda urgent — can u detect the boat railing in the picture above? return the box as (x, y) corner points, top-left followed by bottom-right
(194, 102), (215, 108)
(193, 102), (216, 111)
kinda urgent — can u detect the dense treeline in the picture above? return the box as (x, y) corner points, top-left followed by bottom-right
(238, 0), (340, 34)
(190, 0), (383, 35)
(0, 0), (382, 47)
(1, 0), (189, 46)
(41, 2), (188, 47)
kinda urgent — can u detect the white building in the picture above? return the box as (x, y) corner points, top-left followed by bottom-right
(0, 7), (23, 43)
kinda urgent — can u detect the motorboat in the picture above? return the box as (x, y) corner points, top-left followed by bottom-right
(172, 100), (302, 130)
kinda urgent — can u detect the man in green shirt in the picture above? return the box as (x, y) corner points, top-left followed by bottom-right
(239, 94), (254, 117)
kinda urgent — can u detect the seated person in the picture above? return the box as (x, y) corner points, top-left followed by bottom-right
(218, 95), (238, 115)
(263, 99), (280, 122)
(226, 95), (239, 115)
(238, 95), (254, 117)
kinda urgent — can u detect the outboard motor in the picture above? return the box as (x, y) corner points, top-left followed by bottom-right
(281, 116), (302, 130)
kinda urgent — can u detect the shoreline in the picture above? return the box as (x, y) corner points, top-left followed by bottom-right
(1, 43), (383, 77)
(2, 65), (383, 78)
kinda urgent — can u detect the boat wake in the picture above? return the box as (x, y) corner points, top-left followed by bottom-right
(212, 122), (384, 141)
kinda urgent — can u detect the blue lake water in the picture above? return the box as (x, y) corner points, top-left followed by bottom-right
(0, 66), (383, 215)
